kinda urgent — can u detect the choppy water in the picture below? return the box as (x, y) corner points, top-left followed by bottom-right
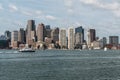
(0, 50), (120, 80)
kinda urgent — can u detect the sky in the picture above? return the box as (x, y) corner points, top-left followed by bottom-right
(0, 0), (120, 40)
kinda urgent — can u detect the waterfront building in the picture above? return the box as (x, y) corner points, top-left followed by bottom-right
(45, 37), (52, 46)
(103, 37), (107, 47)
(109, 36), (119, 46)
(26, 20), (36, 46)
(59, 29), (67, 49)
(37, 23), (46, 42)
(91, 39), (103, 49)
(75, 26), (84, 45)
(45, 25), (51, 38)
(68, 28), (74, 50)
(18, 28), (26, 43)
(87, 29), (96, 48)
(51, 27), (59, 43)
(11, 30), (19, 48)
(0, 35), (9, 48)
(4, 30), (11, 40)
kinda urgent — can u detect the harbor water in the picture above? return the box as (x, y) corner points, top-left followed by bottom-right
(0, 50), (120, 80)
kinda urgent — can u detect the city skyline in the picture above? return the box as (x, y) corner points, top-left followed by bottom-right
(0, 0), (120, 39)
(1, 19), (120, 49)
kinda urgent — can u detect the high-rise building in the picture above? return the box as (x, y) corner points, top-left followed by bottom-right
(0, 35), (9, 48)
(75, 26), (84, 45)
(68, 28), (74, 49)
(87, 29), (96, 47)
(103, 37), (107, 47)
(109, 36), (119, 46)
(26, 20), (36, 45)
(11, 30), (18, 48)
(59, 29), (67, 48)
(4, 30), (11, 40)
(45, 25), (51, 38)
(18, 28), (26, 43)
(37, 23), (46, 42)
(51, 27), (59, 43)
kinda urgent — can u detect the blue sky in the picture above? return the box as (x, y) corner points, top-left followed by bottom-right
(0, 0), (120, 39)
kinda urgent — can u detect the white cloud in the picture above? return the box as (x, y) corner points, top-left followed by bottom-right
(80, 0), (120, 17)
(9, 4), (18, 12)
(45, 15), (56, 20)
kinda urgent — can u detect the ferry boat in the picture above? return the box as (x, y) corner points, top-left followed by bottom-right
(19, 48), (35, 52)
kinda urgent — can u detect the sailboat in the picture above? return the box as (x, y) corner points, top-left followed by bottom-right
(104, 47), (107, 51)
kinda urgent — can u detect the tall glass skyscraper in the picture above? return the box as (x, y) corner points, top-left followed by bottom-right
(26, 20), (36, 45)
(75, 26), (84, 45)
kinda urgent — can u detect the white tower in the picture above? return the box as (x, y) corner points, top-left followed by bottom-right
(68, 28), (74, 50)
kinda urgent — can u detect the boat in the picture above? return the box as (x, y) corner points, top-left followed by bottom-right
(19, 48), (35, 52)
(104, 47), (107, 51)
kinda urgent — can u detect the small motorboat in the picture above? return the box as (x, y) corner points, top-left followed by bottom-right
(19, 48), (35, 52)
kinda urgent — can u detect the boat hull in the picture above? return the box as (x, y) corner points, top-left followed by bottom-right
(19, 50), (35, 52)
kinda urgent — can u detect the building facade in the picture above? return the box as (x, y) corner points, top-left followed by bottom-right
(11, 30), (18, 48)
(18, 28), (26, 43)
(26, 20), (36, 45)
(109, 36), (119, 46)
(75, 26), (84, 45)
(87, 29), (96, 48)
(51, 27), (59, 43)
(37, 23), (46, 42)
(68, 28), (74, 49)
(59, 29), (67, 48)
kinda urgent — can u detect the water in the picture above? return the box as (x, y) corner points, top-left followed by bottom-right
(0, 50), (120, 80)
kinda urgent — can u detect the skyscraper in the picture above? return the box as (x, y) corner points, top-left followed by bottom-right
(59, 29), (67, 48)
(87, 29), (96, 47)
(37, 23), (45, 42)
(51, 27), (59, 43)
(75, 26), (84, 45)
(26, 20), (36, 45)
(103, 37), (107, 47)
(68, 28), (74, 49)
(4, 30), (11, 40)
(11, 30), (18, 48)
(109, 36), (119, 46)
(45, 25), (51, 38)
(18, 28), (26, 43)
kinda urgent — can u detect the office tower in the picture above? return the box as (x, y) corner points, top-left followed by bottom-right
(68, 28), (74, 49)
(26, 20), (36, 45)
(18, 28), (26, 43)
(59, 29), (67, 48)
(0, 35), (9, 48)
(51, 27), (59, 43)
(4, 30), (11, 40)
(75, 26), (84, 45)
(87, 29), (96, 47)
(37, 23), (46, 42)
(11, 30), (18, 48)
(109, 36), (119, 46)
(103, 37), (107, 47)
(45, 25), (51, 38)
